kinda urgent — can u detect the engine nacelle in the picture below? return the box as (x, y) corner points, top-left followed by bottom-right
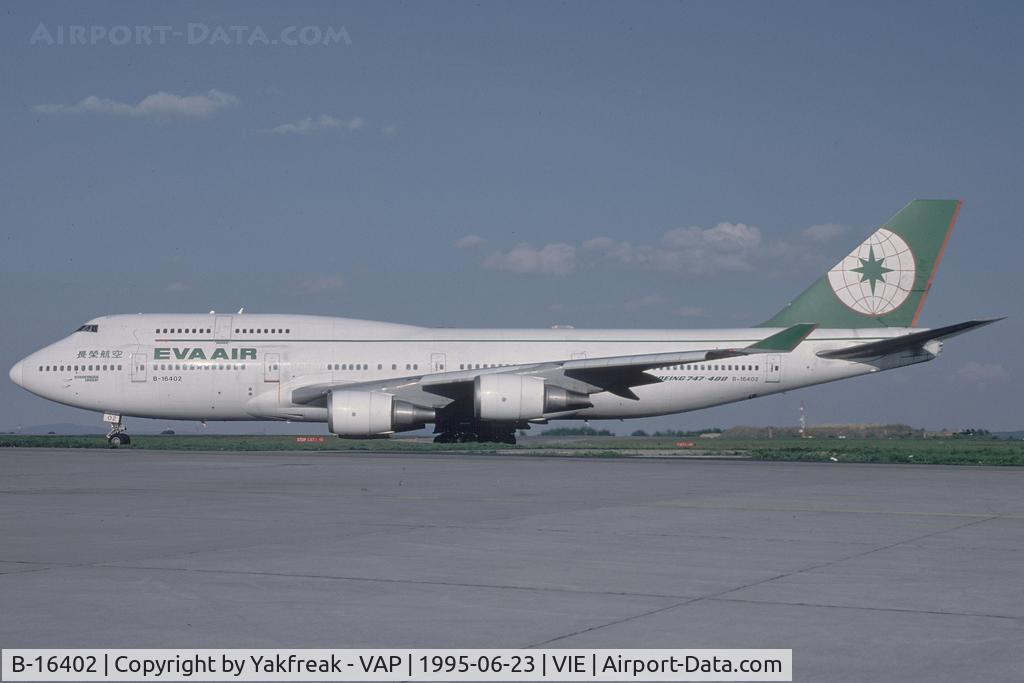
(474, 375), (591, 421)
(328, 390), (435, 437)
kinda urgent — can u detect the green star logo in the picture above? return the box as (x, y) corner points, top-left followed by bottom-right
(851, 247), (892, 294)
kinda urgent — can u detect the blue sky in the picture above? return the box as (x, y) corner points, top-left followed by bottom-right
(1, 1), (1021, 433)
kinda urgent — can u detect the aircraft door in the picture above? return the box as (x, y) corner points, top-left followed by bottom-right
(131, 353), (148, 383)
(765, 355), (782, 383)
(265, 353), (280, 382)
(430, 353), (446, 373)
(214, 316), (233, 343)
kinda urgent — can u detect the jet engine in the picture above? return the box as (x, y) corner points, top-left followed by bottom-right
(473, 375), (591, 421)
(328, 390), (435, 437)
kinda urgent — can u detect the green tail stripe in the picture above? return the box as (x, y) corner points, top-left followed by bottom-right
(748, 323), (817, 351)
(760, 199), (961, 329)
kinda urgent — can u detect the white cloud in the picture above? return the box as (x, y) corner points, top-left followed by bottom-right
(672, 306), (705, 317)
(624, 294), (664, 309)
(455, 234), (486, 249)
(662, 222), (762, 251)
(956, 361), (1009, 385)
(803, 223), (846, 243)
(483, 243), (576, 275)
(584, 222), (763, 275)
(474, 216), (846, 278)
(269, 114), (363, 135)
(34, 89), (238, 119)
(299, 274), (346, 293)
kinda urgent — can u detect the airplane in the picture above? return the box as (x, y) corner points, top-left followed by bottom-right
(8, 199), (1002, 447)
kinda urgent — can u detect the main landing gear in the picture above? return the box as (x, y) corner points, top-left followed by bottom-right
(433, 423), (518, 445)
(104, 413), (131, 448)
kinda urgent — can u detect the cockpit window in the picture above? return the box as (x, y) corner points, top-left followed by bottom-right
(75, 324), (99, 333)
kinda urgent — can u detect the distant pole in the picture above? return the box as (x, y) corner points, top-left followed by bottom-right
(799, 401), (806, 438)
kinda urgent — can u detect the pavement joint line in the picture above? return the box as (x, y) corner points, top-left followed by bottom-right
(696, 514), (1004, 604)
(526, 514), (1006, 647)
(709, 596), (1023, 623)
(507, 526), (882, 547)
(0, 523), (452, 578)
(654, 501), (1021, 519)
(83, 563), (692, 601)
(524, 598), (699, 649)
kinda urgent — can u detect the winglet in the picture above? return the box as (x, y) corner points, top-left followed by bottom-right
(747, 323), (818, 352)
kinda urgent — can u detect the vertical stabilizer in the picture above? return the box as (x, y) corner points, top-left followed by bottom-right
(761, 199), (961, 328)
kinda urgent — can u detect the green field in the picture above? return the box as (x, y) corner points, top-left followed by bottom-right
(1, 434), (1022, 466)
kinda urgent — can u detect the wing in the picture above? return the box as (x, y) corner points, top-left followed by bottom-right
(817, 318), (1003, 361)
(291, 323), (817, 407)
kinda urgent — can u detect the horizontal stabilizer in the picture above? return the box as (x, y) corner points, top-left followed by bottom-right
(744, 323), (818, 353)
(818, 318), (1004, 360)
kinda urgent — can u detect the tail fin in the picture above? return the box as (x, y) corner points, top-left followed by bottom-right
(761, 199), (962, 328)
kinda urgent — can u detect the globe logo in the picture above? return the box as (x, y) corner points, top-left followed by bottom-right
(827, 228), (916, 315)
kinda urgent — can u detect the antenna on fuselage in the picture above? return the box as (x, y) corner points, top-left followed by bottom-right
(237, 307), (244, 314)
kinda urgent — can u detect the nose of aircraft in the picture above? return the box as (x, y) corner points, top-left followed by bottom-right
(9, 360), (23, 387)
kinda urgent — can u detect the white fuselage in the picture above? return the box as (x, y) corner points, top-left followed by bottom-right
(10, 314), (921, 426)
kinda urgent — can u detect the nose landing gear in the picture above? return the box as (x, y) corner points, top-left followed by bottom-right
(103, 413), (131, 448)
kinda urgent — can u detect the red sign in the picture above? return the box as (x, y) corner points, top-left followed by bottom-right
(295, 436), (326, 443)
(675, 441), (695, 448)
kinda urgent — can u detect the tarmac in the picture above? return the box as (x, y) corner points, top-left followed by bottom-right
(1, 448), (1022, 681)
